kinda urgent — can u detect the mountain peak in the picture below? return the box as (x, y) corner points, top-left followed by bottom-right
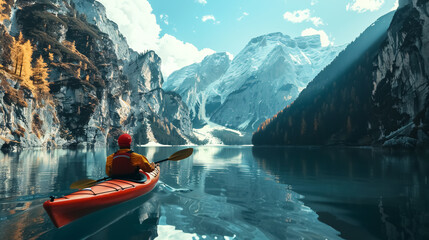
(246, 32), (324, 50)
(294, 35), (322, 49)
(266, 32), (288, 38)
(249, 32), (290, 45)
(202, 52), (230, 62)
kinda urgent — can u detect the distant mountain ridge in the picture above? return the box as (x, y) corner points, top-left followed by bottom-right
(164, 32), (344, 132)
(253, 0), (429, 148)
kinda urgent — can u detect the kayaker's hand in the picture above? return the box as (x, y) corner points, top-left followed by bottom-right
(150, 162), (156, 169)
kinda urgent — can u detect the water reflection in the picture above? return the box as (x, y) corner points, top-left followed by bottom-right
(154, 146), (341, 240)
(2, 147), (425, 239)
(0, 147), (343, 239)
(0, 149), (109, 201)
(0, 148), (163, 240)
(252, 147), (429, 240)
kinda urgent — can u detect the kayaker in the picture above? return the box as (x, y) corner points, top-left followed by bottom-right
(106, 133), (156, 179)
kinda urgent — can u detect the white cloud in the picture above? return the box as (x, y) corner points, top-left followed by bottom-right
(201, 15), (219, 23)
(237, 12), (249, 21)
(284, 9), (310, 23)
(301, 28), (332, 47)
(97, 0), (215, 77)
(157, 34), (215, 76)
(391, 0), (399, 10)
(196, 0), (207, 4)
(98, 0), (160, 52)
(160, 14), (169, 25)
(310, 17), (323, 26)
(283, 9), (323, 26)
(311, 0), (319, 6)
(346, 0), (384, 13)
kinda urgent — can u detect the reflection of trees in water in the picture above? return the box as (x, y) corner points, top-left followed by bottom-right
(0, 150), (64, 198)
(0, 202), (50, 240)
(0, 153), (16, 198)
(0, 149), (111, 239)
(252, 147), (429, 183)
(251, 147), (429, 240)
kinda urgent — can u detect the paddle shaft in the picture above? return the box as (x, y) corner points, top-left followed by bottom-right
(154, 158), (168, 164)
(95, 177), (110, 183)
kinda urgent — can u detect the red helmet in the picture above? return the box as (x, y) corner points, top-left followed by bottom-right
(118, 133), (132, 147)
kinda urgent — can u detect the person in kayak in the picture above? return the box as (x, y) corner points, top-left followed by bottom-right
(106, 133), (156, 179)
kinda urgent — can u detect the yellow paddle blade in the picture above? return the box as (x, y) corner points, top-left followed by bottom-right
(69, 179), (97, 189)
(168, 148), (193, 161)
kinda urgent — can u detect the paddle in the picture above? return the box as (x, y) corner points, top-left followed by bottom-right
(69, 148), (194, 189)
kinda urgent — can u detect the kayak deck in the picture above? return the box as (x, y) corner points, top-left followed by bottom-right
(44, 167), (160, 228)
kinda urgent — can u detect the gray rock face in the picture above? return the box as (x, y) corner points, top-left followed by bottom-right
(372, 0), (429, 147)
(0, 0), (195, 151)
(125, 51), (163, 94)
(72, 0), (135, 61)
(119, 50), (193, 145)
(145, 89), (193, 136)
(0, 76), (64, 150)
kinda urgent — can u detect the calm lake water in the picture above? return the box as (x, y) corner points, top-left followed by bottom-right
(0, 146), (428, 240)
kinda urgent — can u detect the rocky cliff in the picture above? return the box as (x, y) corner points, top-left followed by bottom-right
(0, 0), (195, 151)
(253, 1), (429, 149)
(372, 0), (429, 147)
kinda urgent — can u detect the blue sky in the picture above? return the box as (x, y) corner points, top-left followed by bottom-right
(99, 0), (398, 77)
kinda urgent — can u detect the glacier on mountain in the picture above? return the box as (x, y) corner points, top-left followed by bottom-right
(164, 32), (344, 132)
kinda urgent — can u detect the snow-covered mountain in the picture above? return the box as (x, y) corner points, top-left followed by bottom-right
(163, 52), (231, 128)
(164, 32), (344, 132)
(253, 0), (429, 148)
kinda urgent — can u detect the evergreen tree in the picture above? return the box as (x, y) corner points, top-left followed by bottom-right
(33, 55), (50, 94)
(0, 0), (8, 22)
(20, 39), (33, 84)
(75, 67), (81, 78)
(10, 33), (24, 74)
(10, 32), (34, 90)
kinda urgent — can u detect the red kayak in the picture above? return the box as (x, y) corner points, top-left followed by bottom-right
(43, 167), (160, 228)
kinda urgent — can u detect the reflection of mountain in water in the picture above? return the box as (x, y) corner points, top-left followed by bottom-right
(252, 147), (429, 240)
(157, 147), (342, 240)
